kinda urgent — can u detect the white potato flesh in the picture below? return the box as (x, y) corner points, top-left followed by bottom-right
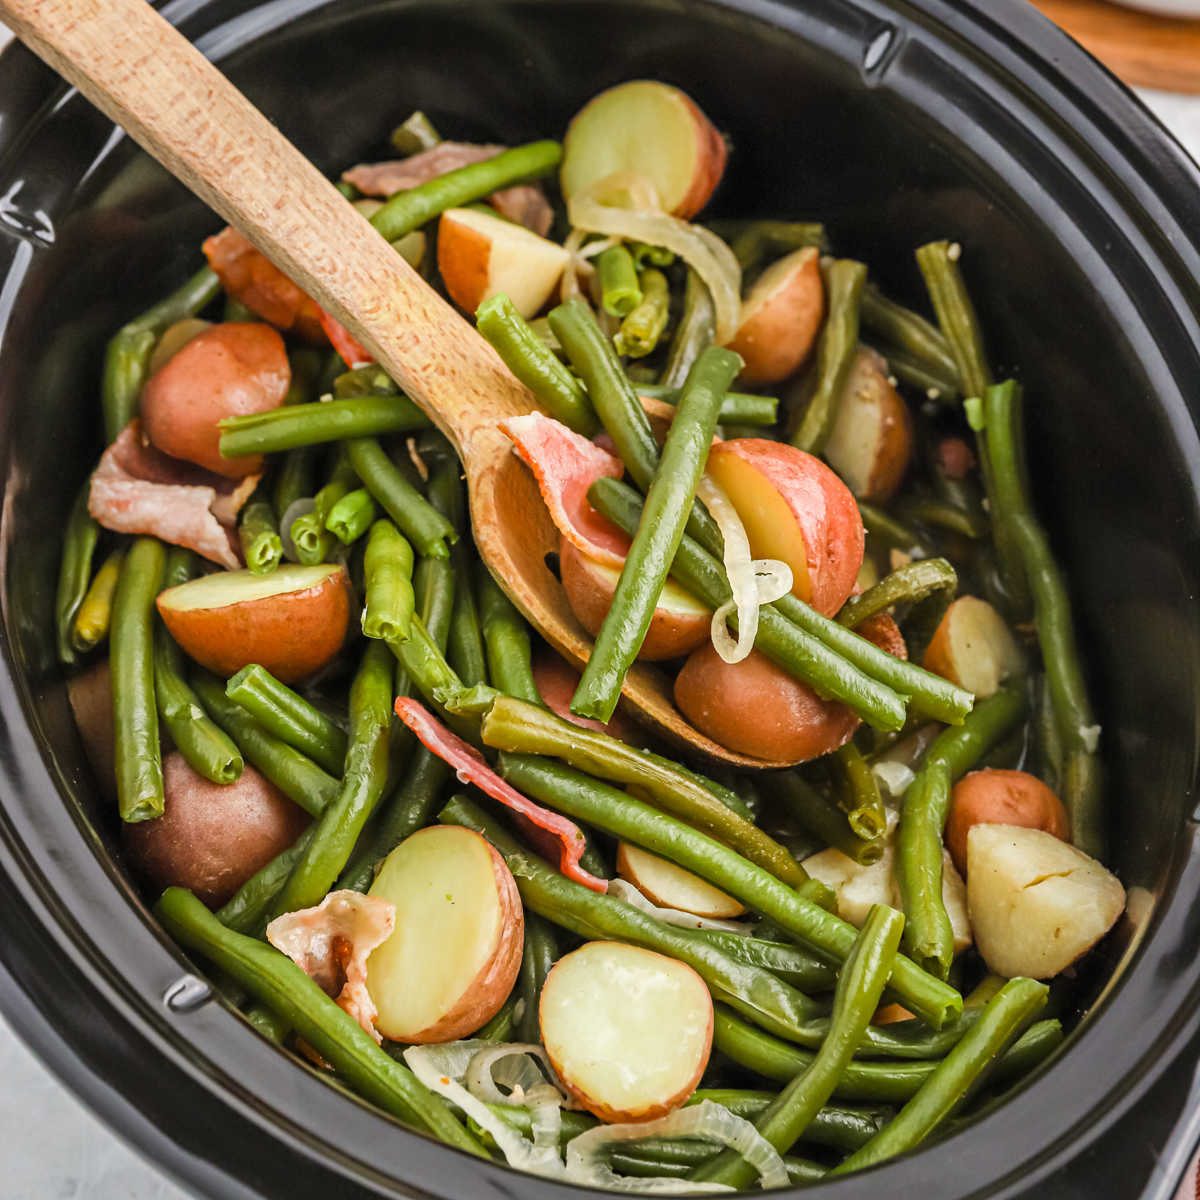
(366, 825), (523, 1043)
(923, 596), (1024, 698)
(967, 824), (1125, 978)
(540, 941), (713, 1123)
(616, 842), (746, 919)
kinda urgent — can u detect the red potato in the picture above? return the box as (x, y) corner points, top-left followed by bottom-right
(616, 842), (745, 919)
(824, 347), (914, 502)
(560, 81), (726, 219)
(437, 207), (569, 318)
(66, 658), (116, 800)
(146, 317), (212, 376)
(156, 563), (351, 684)
(946, 769), (1070, 875)
(141, 322), (291, 478)
(705, 438), (863, 617)
(559, 537), (711, 661)
(540, 941), (713, 1122)
(531, 649), (643, 745)
(366, 825), (524, 1043)
(725, 247), (824, 386)
(923, 595), (1023, 698)
(123, 754), (309, 906)
(674, 612), (903, 763)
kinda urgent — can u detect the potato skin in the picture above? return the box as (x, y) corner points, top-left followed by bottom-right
(531, 649), (644, 745)
(947, 769), (1069, 875)
(141, 322), (290, 478)
(123, 753), (308, 906)
(66, 658), (116, 801)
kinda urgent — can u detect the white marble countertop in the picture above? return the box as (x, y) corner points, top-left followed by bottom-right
(0, 15), (1197, 1200)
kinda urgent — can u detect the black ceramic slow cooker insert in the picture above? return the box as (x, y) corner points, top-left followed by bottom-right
(0, 0), (1198, 1196)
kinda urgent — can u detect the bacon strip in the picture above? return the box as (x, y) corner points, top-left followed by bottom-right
(344, 142), (554, 237)
(317, 307), (372, 368)
(89, 422), (256, 568)
(394, 698), (607, 894)
(499, 412), (629, 568)
(267, 891), (396, 1042)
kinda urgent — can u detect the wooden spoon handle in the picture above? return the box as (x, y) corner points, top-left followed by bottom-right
(0, 0), (536, 451)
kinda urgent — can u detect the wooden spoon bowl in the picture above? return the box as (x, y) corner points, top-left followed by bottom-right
(3, 0), (788, 768)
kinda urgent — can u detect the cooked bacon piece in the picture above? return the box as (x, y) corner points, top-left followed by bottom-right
(267, 890), (396, 1042)
(88, 421), (257, 569)
(498, 412), (629, 568)
(344, 142), (554, 236)
(202, 227), (325, 343)
(393, 698), (608, 894)
(317, 307), (372, 368)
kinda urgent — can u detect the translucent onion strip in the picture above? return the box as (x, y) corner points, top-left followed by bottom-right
(607, 879), (752, 936)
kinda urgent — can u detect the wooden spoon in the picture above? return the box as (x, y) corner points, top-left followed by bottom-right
(3, 0), (786, 768)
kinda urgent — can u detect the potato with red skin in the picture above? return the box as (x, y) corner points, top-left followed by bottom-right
(123, 753), (309, 906)
(725, 247), (824, 386)
(946, 769), (1070, 875)
(705, 438), (863, 617)
(674, 612), (903, 763)
(156, 563), (351, 684)
(531, 649), (643, 745)
(923, 595), (1023, 698)
(141, 322), (290, 479)
(559, 538), (711, 662)
(67, 658), (116, 801)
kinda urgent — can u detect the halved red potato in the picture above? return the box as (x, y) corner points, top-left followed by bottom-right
(559, 538), (711, 661)
(705, 438), (864, 616)
(946, 769), (1070, 875)
(616, 842), (745, 919)
(923, 595), (1023, 698)
(67, 658), (115, 799)
(156, 563), (350, 684)
(141, 322), (291, 478)
(725, 247), (824, 386)
(824, 347), (914, 502)
(560, 81), (726, 219)
(366, 825), (524, 1043)
(540, 941), (713, 1123)
(531, 649), (644, 745)
(438, 207), (569, 318)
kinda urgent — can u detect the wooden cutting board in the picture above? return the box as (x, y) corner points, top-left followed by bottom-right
(1031, 0), (1200, 93)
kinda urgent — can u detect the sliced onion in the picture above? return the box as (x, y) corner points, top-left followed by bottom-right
(464, 1042), (575, 1108)
(565, 1100), (784, 1192)
(279, 497), (316, 563)
(696, 475), (792, 664)
(607, 878), (752, 936)
(567, 172), (742, 342)
(872, 760), (916, 800)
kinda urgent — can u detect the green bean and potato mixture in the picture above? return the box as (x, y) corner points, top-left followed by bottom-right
(59, 80), (1125, 1190)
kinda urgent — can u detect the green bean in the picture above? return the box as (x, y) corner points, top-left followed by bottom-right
(881, 344), (962, 403)
(475, 294), (596, 436)
(477, 568), (542, 704)
(272, 641), (392, 916)
(636, 754), (752, 822)
(484, 699), (811, 890)
(572, 346), (738, 721)
(362, 520), (416, 642)
(633, 383), (778, 427)
(334, 364), (398, 398)
(790, 259), (868, 454)
(597, 245), (643, 317)
(694, 905), (903, 1187)
(858, 500), (931, 556)
(222, 297), (257, 323)
(834, 978), (1048, 1173)
(689, 1091), (887, 1152)
(693, 930), (838, 994)
(156, 887), (485, 1154)
(475, 992), (520, 1044)
(56, 483), (101, 665)
(326, 488), (378, 544)
(102, 267), (221, 441)
(516, 912), (558, 1042)
(191, 671), (340, 818)
(896, 688), (1026, 977)
(614, 267), (670, 357)
(271, 351), (322, 519)
(914, 241), (991, 401)
(660, 268), (716, 388)
(112, 537), (166, 822)
(491, 749), (961, 1028)
(837, 558), (958, 629)
(860, 283), (959, 385)
(389, 110), (441, 155)
(723, 220), (831, 271)
(387, 611), (467, 712)
(897, 495), (989, 540)
(224, 665), (347, 776)
(629, 242), (675, 268)
(832, 742), (887, 841)
(291, 456), (358, 565)
(238, 492), (283, 576)
(345, 438), (453, 559)
(588, 478), (913, 730)
(71, 547), (124, 653)
(221, 395), (430, 460)
(548, 297), (723, 552)
(964, 973), (1008, 1009)
(370, 141), (562, 242)
(762, 771), (884, 865)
